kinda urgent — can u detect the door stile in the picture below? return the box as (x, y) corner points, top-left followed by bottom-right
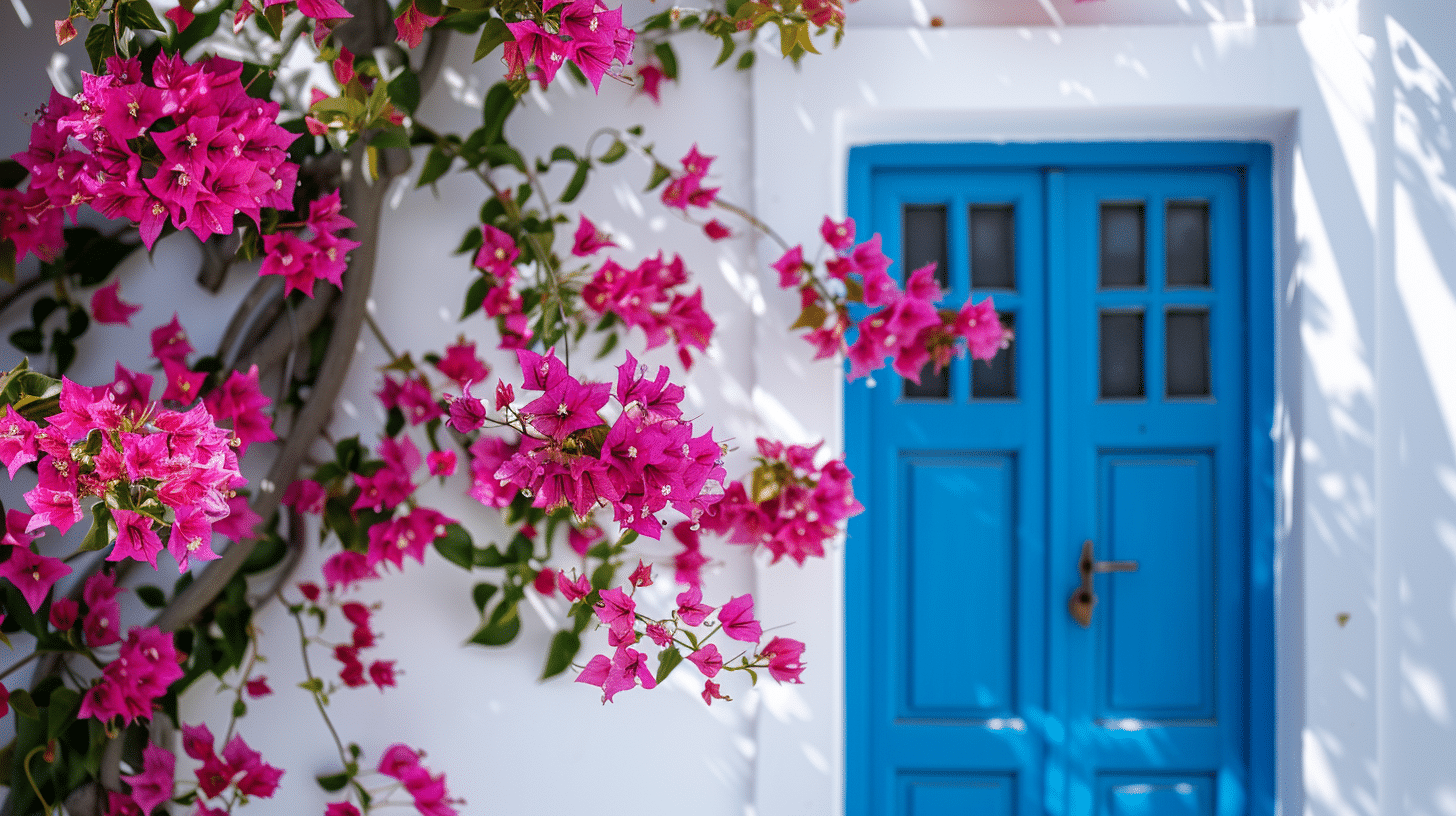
(1043, 166), (1073, 816)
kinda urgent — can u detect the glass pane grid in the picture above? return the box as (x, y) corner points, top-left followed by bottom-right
(1099, 202), (1146, 290)
(969, 204), (1017, 291)
(1165, 200), (1211, 289)
(904, 204), (950, 289)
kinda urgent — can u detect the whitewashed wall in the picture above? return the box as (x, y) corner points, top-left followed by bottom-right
(4, 0), (1456, 814)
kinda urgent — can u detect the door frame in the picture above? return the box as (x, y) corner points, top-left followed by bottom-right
(843, 141), (1275, 816)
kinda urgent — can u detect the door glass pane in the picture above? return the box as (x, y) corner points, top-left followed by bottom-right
(1165, 201), (1210, 287)
(904, 204), (949, 289)
(1100, 310), (1145, 398)
(1100, 203), (1145, 288)
(1165, 308), (1211, 397)
(903, 361), (951, 399)
(972, 312), (1016, 399)
(969, 205), (1016, 290)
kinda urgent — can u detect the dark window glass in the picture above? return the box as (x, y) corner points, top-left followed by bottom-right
(972, 312), (1016, 399)
(1100, 310), (1145, 398)
(1166, 309), (1211, 397)
(904, 361), (951, 399)
(904, 204), (949, 289)
(969, 205), (1016, 290)
(1166, 201), (1210, 287)
(1100, 203), (1146, 288)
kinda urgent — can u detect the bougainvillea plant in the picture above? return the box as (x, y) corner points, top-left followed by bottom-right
(0, 0), (1010, 811)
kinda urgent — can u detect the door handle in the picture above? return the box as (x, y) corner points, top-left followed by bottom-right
(1067, 539), (1138, 627)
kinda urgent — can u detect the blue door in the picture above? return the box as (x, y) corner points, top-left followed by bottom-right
(844, 143), (1274, 816)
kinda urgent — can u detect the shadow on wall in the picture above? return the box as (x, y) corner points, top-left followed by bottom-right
(1384, 12), (1456, 816)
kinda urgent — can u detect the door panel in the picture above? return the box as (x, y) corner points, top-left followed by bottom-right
(845, 143), (1272, 816)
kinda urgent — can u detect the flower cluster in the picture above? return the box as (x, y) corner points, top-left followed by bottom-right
(77, 626), (185, 727)
(774, 216), (1012, 381)
(572, 563), (805, 704)
(701, 438), (863, 565)
(660, 144), (718, 211)
(2, 372), (256, 572)
(504, 0), (636, 91)
(580, 251), (715, 368)
(370, 744), (460, 816)
(10, 54), (298, 252)
(181, 722), (285, 805)
(486, 348), (726, 538)
(259, 191), (362, 297)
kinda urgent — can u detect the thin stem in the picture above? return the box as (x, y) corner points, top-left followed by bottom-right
(22, 745), (52, 816)
(0, 651), (38, 682)
(364, 311), (400, 361)
(289, 606), (350, 767)
(712, 198), (790, 252)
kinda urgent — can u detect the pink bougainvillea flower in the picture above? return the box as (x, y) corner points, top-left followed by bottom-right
(0, 407), (39, 478)
(687, 643), (723, 678)
(49, 597), (78, 630)
(160, 357), (206, 404)
(0, 546), (72, 612)
(434, 340), (489, 387)
(572, 215), (617, 256)
(326, 802), (362, 816)
(628, 559), (653, 588)
(674, 585), (713, 626)
(557, 571), (590, 602)
(532, 567), (556, 596)
(322, 550), (378, 591)
(717, 594), (763, 643)
(91, 280), (142, 325)
(637, 63), (664, 103)
(427, 450), (457, 476)
(121, 742), (176, 815)
(107, 507), (165, 569)
(772, 245), (807, 289)
(703, 219), (732, 241)
(282, 479), (327, 514)
(244, 675), (272, 698)
(594, 587), (637, 638)
(150, 313), (193, 364)
(166, 504), (218, 572)
(494, 379), (514, 411)
(214, 495), (262, 543)
(394, 0), (442, 49)
(702, 679), (728, 705)
(369, 660), (397, 690)
(820, 215), (855, 251)
(760, 636), (807, 683)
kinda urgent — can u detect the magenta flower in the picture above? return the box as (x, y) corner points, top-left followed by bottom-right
(572, 215), (616, 256)
(557, 571), (590, 602)
(49, 597), (77, 630)
(628, 559), (654, 587)
(435, 340), (489, 387)
(703, 219), (732, 241)
(675, 585), (713, 626)
(0, 546), (72, 612)
(150, 314), (193, 363)
(369, 660), (397, 690)
(427, 450), (456, 476)
(594, 586), (636, 638)
(702, 679), (728, 705)
(322, 550), (378, 591)
(244, 675), (272, 698)
(282, 479), (327, 514)
(327, 803), (362, 816)
(761, 636), (807, 683)
(121, 742), (176, 815)
(0, 407), (39, 478)
(687, 644), (723, 678)
(394, 0), (442, 48)
(717, 594), (763, 643)
(820, 215), (856, 250)
(91, 280), (142, 325)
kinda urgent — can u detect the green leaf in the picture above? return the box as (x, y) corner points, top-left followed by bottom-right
(117, 0), (165, 31)
(260, 2), (285, 37)
(714, 33), (737, 67)
(434, 523), (475, 569)
(736, 49), (756, 70)
(790, 303), (828, 330)
(550, 145), (578, 164)
(844, 277), (863, 303)
(598, 139), (628, 164)
(388, 70), (422, 115)
(84, 20), (116, 72)
(45, 687), (80, 741)
(9, 328), (42, 355)
(414, 0), (443, 16)
(240, 532), (288, 574)
(541, 630), (581, 679)
(481, 143), (526, 172)
(474, 544), (506, 567)
(655, 646), (683, 684)
(136, 585), (166, 608)
(370, 127), (411, 149)
(171, 2), (225, 53)
(468, 600), (520, 646)
(654, 42), (679, 80)
(9, 688), (39, 719)
(474, 17), (510, 61)
(481, 82), (516, 145)
(317, 771), (351, 792)
(232, 699), (247, 718)
(417, 145), (454, 188)
(560, 160), (591, 204)
(644, 163), (672, 192)
(471, 582), (498, 614)
(589, 561), (616, 590)
(0, 242), (14, 285)
(79, 503), (112, 552)
(460, 276), (491, 320)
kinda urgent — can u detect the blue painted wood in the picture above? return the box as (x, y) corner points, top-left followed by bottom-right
(845, 142), (1274, 816)
(901, 773), (1017, 815)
